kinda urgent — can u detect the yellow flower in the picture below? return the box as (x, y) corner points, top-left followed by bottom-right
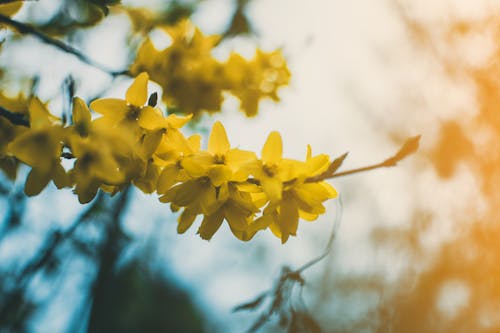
(156, 134), (201, 195)
(90, 72), (156, 129)
(197, 183), (259, 240)
(7, 98), (70, 196)
(70, 138), (125, 203)
(253, 145), (338, 243)
(249, 131), (295, 203)
(224, 49), (290, 116)
(181, 121), (256, 187)
(130, 20), (225, 116)
(67, 97), (138, 200)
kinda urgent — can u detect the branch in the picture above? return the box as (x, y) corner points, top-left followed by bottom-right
(0, 105), (28, 126)
(306, 135), (421, 182)
(0, 14), (128, 76)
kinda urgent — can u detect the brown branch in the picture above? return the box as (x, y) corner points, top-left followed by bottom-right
(306, 135), (421, 182)
(0, 105), (29, 126)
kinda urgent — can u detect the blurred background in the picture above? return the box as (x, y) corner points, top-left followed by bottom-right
(1, 0), (499, 332)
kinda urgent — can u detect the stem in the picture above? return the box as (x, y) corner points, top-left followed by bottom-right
(0, 105), (28, 126)
(322, 162), (387, 179)
(307, 135), (420, 182)
(0, 14), (128, 76)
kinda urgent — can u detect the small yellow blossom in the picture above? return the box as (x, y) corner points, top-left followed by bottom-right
(7, 98), (69, 195)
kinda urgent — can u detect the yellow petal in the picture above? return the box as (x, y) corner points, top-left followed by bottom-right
(138, 106), (165, 130)
(320, 181), (338, 198)
(29, 97), (59, 129)
(126, 72), (149, 106)
(299, 210), (319, 222)
(164, 179), (207, 207)
(198, 210), (225, 240)
(260, 176), (282, 202)
(178, 208), (198, 234)
(166, 113), (192, 129)
(226, 149), (257, 181)
(90, 98), (127, 122)
(181, 153), (212, 178)
(157, 164), (179, 194)
(25, 168), (51, 196)
(306, 154), (330, 176)
(207, 165), (232, 187)
(72, 97), (91, 136)
(140, 129), (164, 158)
(262, 131), (282, 165)
(224, 206), (249, 232)
(8, 130), (60, 170)
(278, 198), (299, 237)
(72, 97), (91, 126)
(133, 163), (159, 193)
(200, 185), (223, 215)
(75, 178), (100, 204)
(248, 214), (273, 234)
(208, 121), (230, 155)
(52, 163), (71, 189)
(187, 134), (201, 152)
(269, 221), (286, 242)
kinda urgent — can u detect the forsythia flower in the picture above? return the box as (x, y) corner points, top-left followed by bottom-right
(0, 72), (337, 243)
(7, 98), (69, 196)
(224, 50), (291, 116)
(68, 98), (127, 203)
(130, 19), (290, 118)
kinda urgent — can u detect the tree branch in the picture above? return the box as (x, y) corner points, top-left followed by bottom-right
(306, 135), (421, 182)
(0, 105), (28, 126)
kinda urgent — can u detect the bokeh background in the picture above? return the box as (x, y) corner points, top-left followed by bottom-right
(1, 0), (499, 332)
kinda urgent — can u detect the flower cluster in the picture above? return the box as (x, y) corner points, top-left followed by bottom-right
(130, 19), (290, 117)
(3, 73), (337, 243)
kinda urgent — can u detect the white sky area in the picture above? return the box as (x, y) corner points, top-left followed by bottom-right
(0, 0), (496, 332)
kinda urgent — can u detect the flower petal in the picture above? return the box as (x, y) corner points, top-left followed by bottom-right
(178, 208), (198, 234)
(72, 97), (91, 127)
(157, 164), (179, 194)
(260, 176), (282, 202)
(138, 106), (165, 130)
(126, 72), (149, 106)
(262, 131), (282, 165)
(207, 165), (232, 187)
(25, 168), (51, 196)
(166, 113), (192, 129)
(198, 210), (225, 240)
(208, 121), (230, 155)
(90, 98), (127, 123)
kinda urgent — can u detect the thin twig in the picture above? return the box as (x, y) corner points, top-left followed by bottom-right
(0, 14), (128, 76)
(306, 135), (421, 182)
(0, 105), (28, 126)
